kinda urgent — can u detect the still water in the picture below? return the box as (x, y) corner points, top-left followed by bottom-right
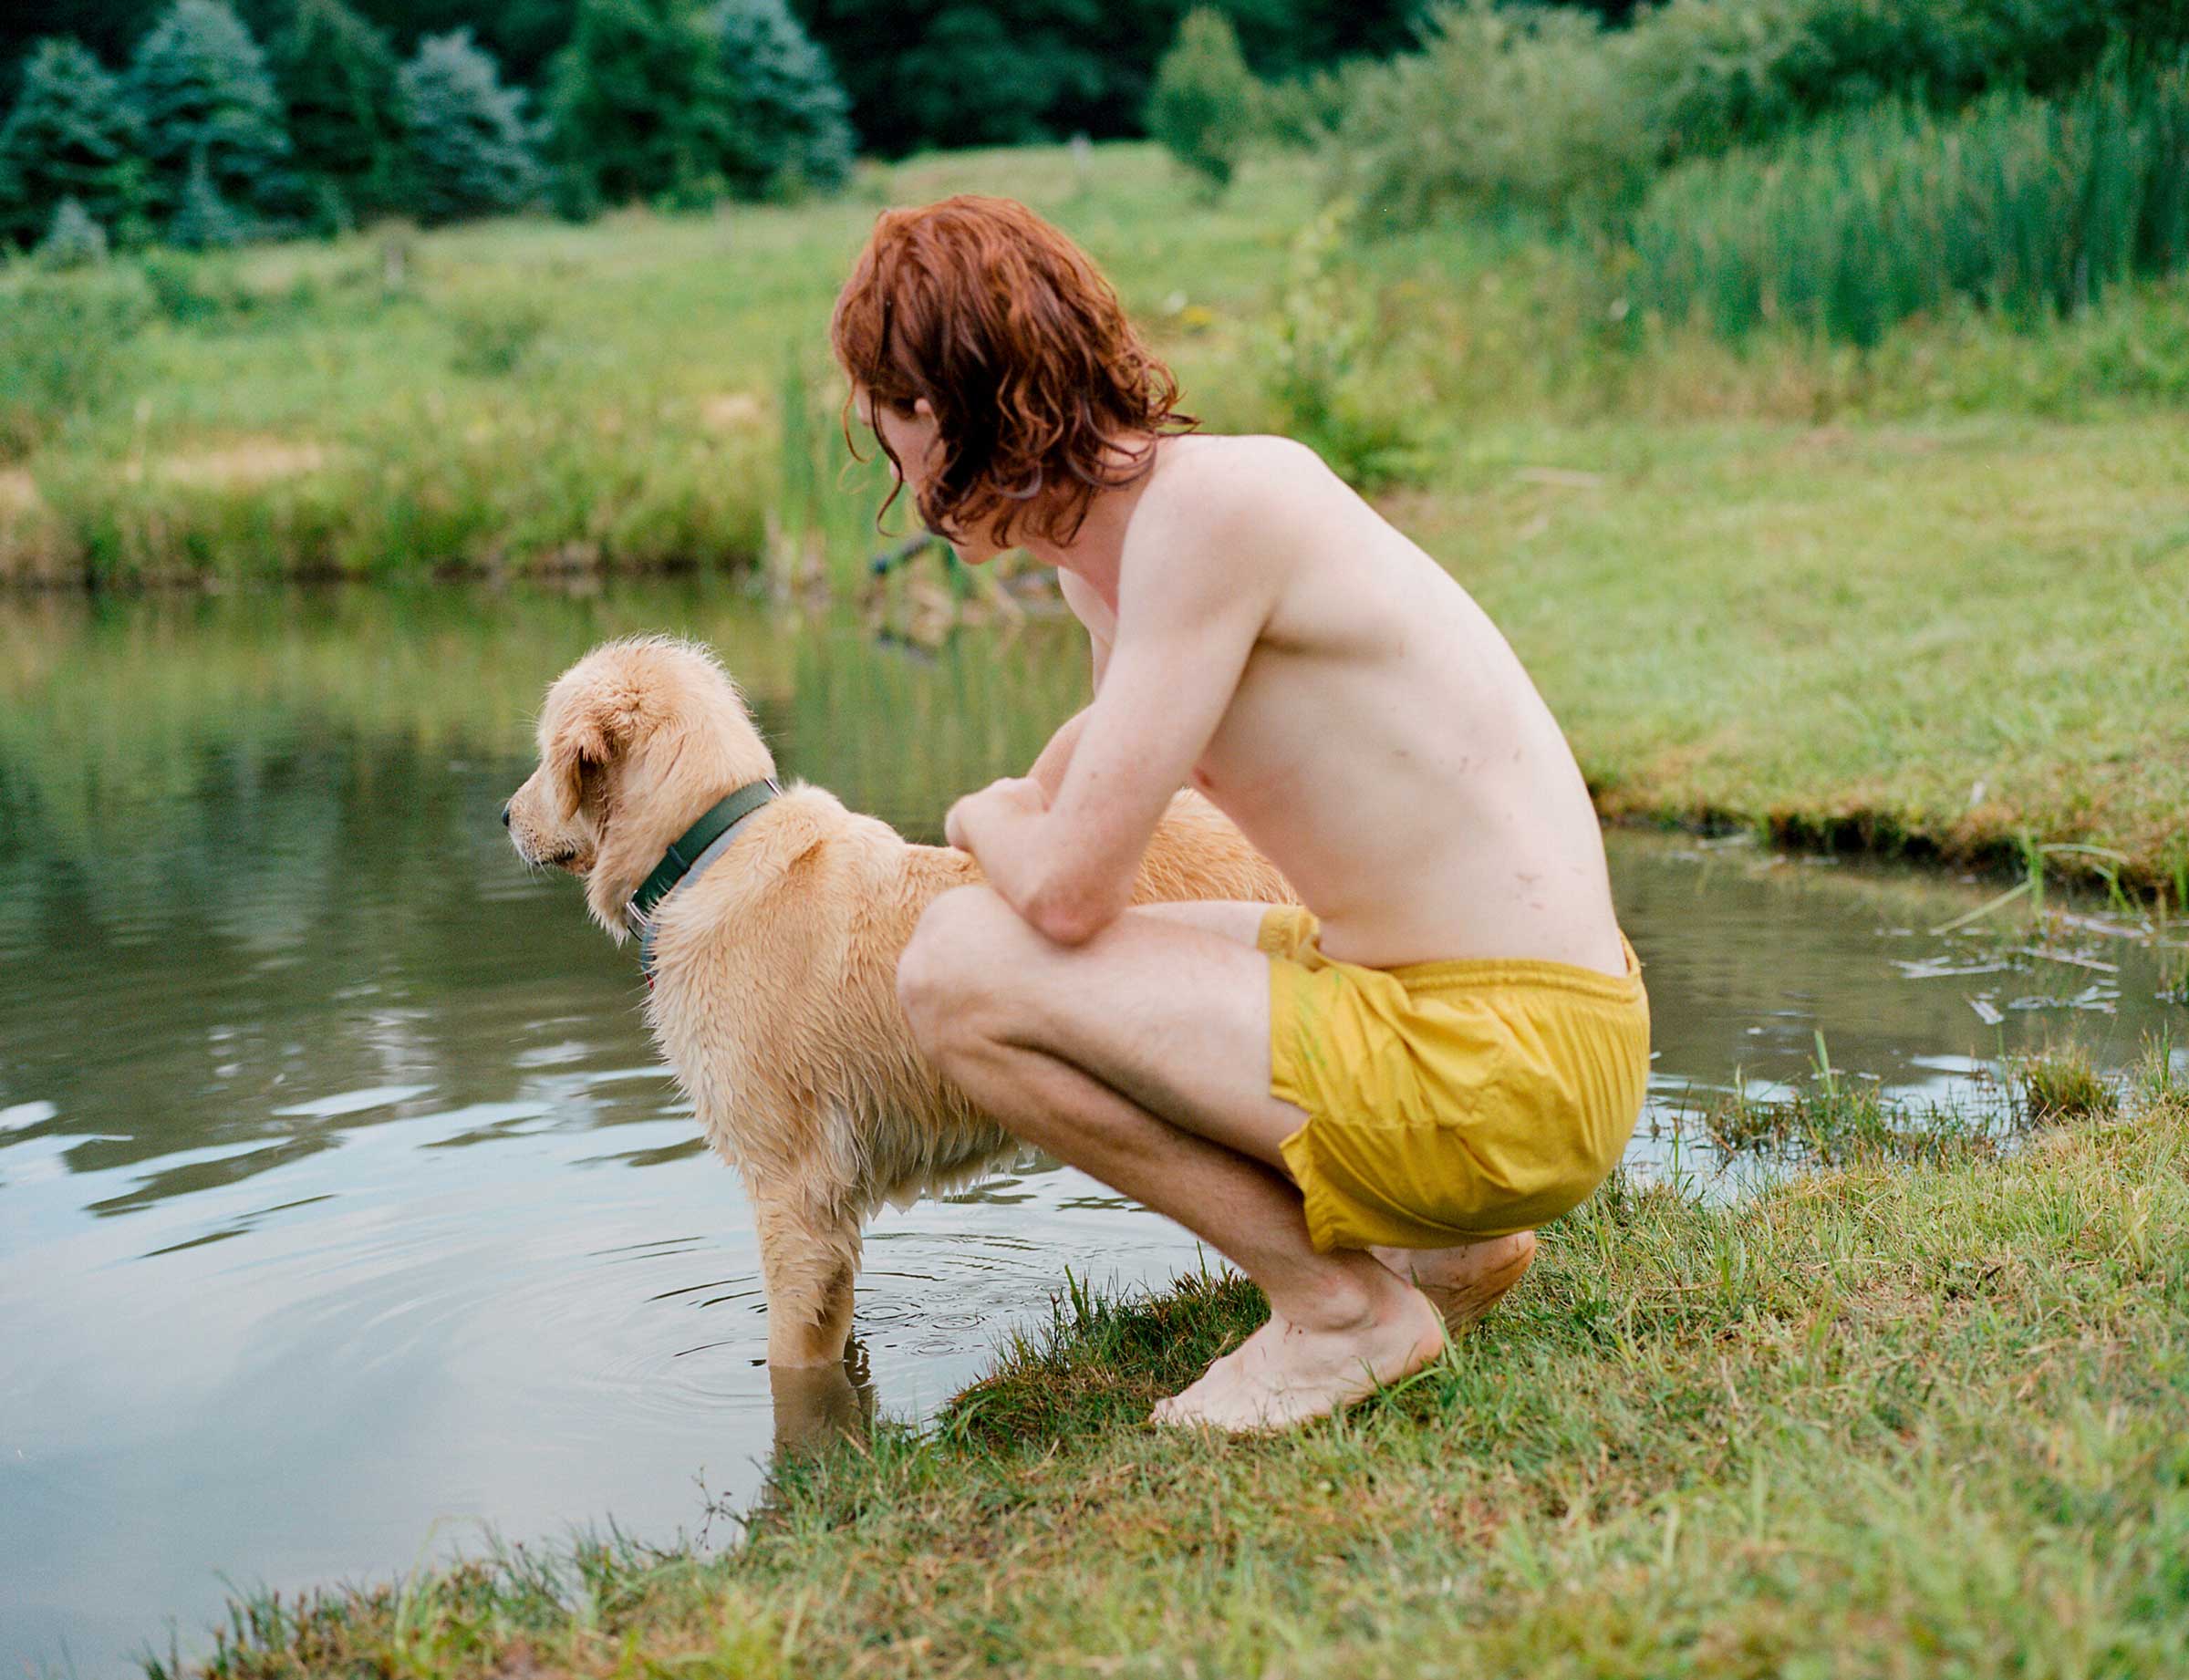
(2, 582), (2180, 1676)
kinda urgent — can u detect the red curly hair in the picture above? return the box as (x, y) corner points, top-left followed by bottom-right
(830, 194), (1195, 548)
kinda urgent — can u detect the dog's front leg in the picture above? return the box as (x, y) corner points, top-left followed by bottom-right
(752, 1189), (862, 1369)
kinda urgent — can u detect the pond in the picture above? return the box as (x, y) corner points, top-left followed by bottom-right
(2, 581), (2180, 1677)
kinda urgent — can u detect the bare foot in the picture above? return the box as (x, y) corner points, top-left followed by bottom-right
(1371, 1231), (1536, 1333)
(1150, 1285), (1446, 1435)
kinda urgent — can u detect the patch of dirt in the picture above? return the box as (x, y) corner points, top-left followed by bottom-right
(154, 440), (327, 487)
(0, 468), (39, 514)
(699, 392), (766, 431)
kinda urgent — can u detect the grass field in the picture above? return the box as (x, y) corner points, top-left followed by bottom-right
(168, 1053), (2189, 1679)
(5, 142), (2185, 889)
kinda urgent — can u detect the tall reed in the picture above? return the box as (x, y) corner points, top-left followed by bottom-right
(772, 356), (901, 597)
(1628, 53), (2189, 347)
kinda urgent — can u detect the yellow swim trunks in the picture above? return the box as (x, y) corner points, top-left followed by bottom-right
(1258, 906), (1651, 1252)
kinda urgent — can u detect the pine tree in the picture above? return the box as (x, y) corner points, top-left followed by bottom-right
(546, 0), (729, 212)
(395, 30), (542, 224)
(714, 0), (854, 196)
(125, 0), (289, 227)
(0, 37), (146, 249)
(268, 0), (399, 232)
(168, 144), (252, 245)
(1146, 7), (1258, 192)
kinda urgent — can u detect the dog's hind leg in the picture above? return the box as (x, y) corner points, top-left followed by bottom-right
(753, 1189), (863, 1369)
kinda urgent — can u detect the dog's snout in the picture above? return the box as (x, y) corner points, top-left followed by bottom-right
(501, 802), (513, 828)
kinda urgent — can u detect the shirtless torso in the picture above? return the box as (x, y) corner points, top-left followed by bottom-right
(1044, 431), (1623, 975)
(841, 198), (1633, 1431)
(890, 410), (1621, 1433)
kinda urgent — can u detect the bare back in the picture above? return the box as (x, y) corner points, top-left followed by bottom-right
(1070, 433), (1623, 975)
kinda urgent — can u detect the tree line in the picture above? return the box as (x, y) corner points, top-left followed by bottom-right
(0, 0), (1450, 221)
(1146, 0), (2189, 210)
(0, 0), (865, 253)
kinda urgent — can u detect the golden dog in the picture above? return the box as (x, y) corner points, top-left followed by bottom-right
(505, 636), (1292, 1382)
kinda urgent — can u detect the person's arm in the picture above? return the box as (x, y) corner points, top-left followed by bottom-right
(947, 496), (1271, 944)
(1024, 579), (1115, 801)
(1026, 707), (1089, 802)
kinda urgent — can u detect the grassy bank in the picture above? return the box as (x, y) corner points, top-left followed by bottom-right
(1413, 412), (2189, 893)
(7, 141), (2189, 589)
(4, 143), (2184, 887)
(170, 1057), (2189, 1677)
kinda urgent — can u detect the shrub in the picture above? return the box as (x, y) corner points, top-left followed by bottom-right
(36, 196), (110, 267)
(1628, 53), (2189, 347)
(126, 0), (290, 229)
(1257, 203), (1425, 491)
(713, 0), (856, 199)
(1146, 8), (1260, 193)
(1624, 0), (1822, 160)
(396, 31), (543, 224)
(268, 0), (401, 233)
(0, 38), (147, 250)
(0, 273), (151, 460)
(799, 0), (1416, 159)
(1790, 0), (2189, 110)
(1626, 0), (2189, 167)
(547, 0), (730, 212)
(1258, 61), (1363, 151)
(446, 296), (549, 376)
(548, 0), (854, 211)
(1319, 0), (2189, 239)
(1329, 1), (1655, 230)
(138, 246), (254, 323)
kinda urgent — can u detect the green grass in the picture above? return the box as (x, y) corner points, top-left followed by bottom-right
(1401, 411), (2189, 891)
(164, 1072), (2189, 1678)
(1631, 56), (2189, 347)
(3, 140), (2185, 887)
(0, 146), (1316, 586)
(7, 139), (2189, 586)
(1671, 1038), (2141, 1171)
(2015, 1041), (2123, 1125)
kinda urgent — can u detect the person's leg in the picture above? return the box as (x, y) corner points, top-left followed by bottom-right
(897, 887), (1441, 1429)
(1116, 902), (1538, 1333)
(1372, 1236), (1536, 1329)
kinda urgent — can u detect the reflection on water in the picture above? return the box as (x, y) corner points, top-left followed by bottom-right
(1, 583), (2181, 1677)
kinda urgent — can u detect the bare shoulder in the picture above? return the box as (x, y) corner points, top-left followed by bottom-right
(1140, 432), (1339, 524)
(1125, 434), (1344, 579)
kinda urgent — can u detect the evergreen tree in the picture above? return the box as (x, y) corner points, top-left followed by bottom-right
(546, 0), (728, 211)
(395, 29), (541, 223)
(125, 0), (289, 226)
(787, 0), (1420, 157)
(269, 0), (399, 231)
(714, 0), (853, 196)
(1146, 7), (1256, 191)
(0, 37), (145, 249)
(168, 143), (253, 244)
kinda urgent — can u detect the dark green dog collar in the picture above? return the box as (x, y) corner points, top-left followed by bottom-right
(627, 777), (782, 948)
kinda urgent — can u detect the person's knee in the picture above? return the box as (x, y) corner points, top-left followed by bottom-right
(897, 885), (1013, 1060)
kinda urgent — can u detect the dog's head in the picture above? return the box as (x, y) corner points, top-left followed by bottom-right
(504, 635), (775, 940)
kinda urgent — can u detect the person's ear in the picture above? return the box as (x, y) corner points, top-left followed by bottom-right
(913, 396), (936, 420)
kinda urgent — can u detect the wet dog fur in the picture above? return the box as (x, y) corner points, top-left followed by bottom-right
(505, 636), (1294, 1377)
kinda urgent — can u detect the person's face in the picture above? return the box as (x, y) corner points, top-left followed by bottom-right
(853, 383), (1002, 565)
(855, 383), (939, 496)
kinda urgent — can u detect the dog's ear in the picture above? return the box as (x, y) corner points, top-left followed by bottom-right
(550, 682), (640, 823)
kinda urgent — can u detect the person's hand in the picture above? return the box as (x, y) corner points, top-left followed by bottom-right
(944, 776), (1048, 854)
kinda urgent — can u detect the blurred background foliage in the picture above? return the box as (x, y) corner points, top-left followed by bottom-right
(1, 0), (2184, 586)
(3, 0), (2178, 256)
